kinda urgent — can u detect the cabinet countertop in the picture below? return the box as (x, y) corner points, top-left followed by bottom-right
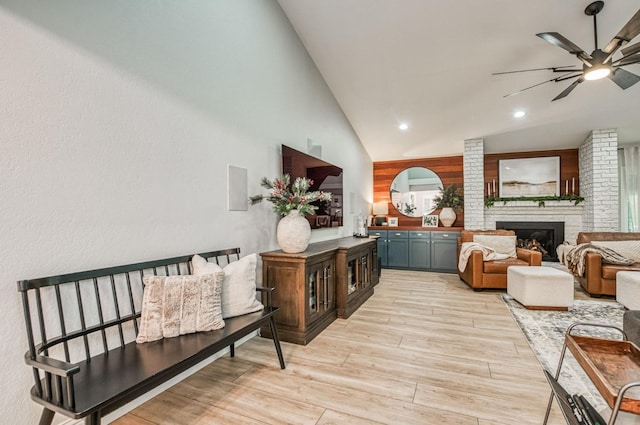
(368, 226), (463, 231)
(260, 236), (377, 259)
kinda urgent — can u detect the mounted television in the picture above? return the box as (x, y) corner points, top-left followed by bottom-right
(282, 145), (343, 229)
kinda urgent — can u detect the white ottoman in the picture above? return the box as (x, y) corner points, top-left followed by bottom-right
(617, 271), (640, 310)
(507, 266), (574, 310)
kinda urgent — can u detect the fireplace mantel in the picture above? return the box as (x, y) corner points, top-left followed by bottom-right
(486, 200), (584, 209)
(484, 202), (583, 245)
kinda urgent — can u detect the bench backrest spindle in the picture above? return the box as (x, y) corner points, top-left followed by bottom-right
(74, 280), (91, 361)
(54, 286), (71, 362)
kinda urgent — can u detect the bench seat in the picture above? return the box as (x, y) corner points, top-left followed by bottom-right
(19, 248), (285, 425)
(34, 308), (279, 420)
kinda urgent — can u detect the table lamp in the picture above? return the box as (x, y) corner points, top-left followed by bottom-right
(372, 202), (389, 226)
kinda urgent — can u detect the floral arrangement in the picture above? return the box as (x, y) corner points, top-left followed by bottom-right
(484, 194), (584, 208)
(249, 174), (332, 216)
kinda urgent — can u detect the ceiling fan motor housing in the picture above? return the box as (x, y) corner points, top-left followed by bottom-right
(583, 49), (612, 80)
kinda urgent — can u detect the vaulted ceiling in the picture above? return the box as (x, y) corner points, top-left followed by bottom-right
(278, 0), (640, 161)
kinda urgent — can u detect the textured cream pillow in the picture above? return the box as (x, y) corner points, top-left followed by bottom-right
(136, 273), (225, 344)
(591, 240), (640, 262)
(473, 235), (517, 258)
(192, 253), (264, 319)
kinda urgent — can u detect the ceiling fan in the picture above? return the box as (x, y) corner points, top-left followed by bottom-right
(495, 1), (640, 101)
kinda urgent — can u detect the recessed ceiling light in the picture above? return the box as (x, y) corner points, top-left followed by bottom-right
(513, 110), (526, 118)
(398, 122), (409, 131)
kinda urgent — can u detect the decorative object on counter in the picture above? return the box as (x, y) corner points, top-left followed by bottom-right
(354, 214), (368, 237)
(372, 201), (389, 225)
(388, 217), (398, 227)
(484, 194), (584, 208)
(276, 210), (311, 253)
(422, 214), (439, 227)
(250, 174), (332, 253)
(433, 184), (463, 227)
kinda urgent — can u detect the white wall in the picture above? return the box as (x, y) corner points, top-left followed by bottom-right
(0, 1), (372, 423)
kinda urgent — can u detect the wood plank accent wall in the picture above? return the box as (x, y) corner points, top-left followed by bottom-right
(373, 156), (464, 227)
(484, 149), (579, 198)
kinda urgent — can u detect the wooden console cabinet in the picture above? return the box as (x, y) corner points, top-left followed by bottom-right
(260, 237), (377, 345)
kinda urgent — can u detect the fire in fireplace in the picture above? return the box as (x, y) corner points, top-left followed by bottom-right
(495, 221), (565, 262)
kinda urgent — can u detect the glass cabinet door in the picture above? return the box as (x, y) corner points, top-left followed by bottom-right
(321, 262), (334, 312)
(360, 253), (370, 290)
(347, 259), (357, 295)
(308, 260), (335, 323)
(308, 267), (319, 315)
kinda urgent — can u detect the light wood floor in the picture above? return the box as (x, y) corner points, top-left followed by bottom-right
(114, 269), (588, 425)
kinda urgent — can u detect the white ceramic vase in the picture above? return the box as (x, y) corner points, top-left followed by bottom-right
(277, 209), (311, 253)
(439, 207), (456, 227)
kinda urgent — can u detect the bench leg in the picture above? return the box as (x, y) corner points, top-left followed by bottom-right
(85, 411), (101, 425)
(269, 316), (286, 369)
(38, 408), (55, 425)
(230, 342), (235, 358)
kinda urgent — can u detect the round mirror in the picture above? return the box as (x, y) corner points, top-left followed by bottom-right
(390, 167), (443, 217)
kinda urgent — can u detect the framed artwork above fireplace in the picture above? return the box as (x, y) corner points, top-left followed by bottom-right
(498, 156), (560, 198)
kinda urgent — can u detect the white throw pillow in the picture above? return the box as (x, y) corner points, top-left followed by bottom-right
(591, 241), (640, 262)
(192, 253), (264, 319)
(136, 273), (225, 344)
(473, 235), (517, 258)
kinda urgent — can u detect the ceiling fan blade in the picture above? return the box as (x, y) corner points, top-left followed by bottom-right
(603, 8), (640, 53)
(492, 66), (579, 75)
(552, 79), (583, 101)
(609, 67), (640, 89)
(537, 32), (590, 60)
(615, 53), (640, 66)
(503, 73), (581, 98)
(622, 41), (640, 57)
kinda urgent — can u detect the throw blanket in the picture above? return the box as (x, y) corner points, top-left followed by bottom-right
(564, 243), (636, 277)
(556, 242), (575, 265)
(458, 242), (509, 273)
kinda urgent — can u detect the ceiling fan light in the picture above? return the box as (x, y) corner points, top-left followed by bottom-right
(584, 65), (611, 80)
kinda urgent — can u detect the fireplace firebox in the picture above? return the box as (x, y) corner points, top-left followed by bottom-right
(495, 221), (565, 262)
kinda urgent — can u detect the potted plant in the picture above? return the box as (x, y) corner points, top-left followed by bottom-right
(433, 184), (463, 227)
(250, 174), (332, 253)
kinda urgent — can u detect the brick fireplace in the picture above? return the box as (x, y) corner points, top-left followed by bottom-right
(484, 200), (582, 248)
(463, 130), (620, 238)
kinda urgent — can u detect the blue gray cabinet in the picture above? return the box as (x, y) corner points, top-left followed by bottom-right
(430, 231), (459, 273)
(369, 230), (388, 266)
(369, 229), (460, 273)
(387, 231), (409, 268)
(409, 231), (431, 269)
(368, 230), (409, 268)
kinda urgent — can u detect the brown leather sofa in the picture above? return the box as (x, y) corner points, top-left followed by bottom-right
(457, 230), (542, 290)
(575, 232), (640, 296)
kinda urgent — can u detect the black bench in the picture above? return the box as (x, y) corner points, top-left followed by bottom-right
(18, 248), (285, 425)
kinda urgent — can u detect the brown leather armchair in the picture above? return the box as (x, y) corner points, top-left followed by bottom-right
(575, 232), (640, 296)
(457, 229), (542, 290)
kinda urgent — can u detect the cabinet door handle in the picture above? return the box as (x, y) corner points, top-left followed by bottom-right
(394, 233), (402, 236)
(416, 233), (423, 236)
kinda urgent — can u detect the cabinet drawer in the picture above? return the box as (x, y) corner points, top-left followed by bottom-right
(387, 230), (408, 239)
(409, 231), (430, 239)
(369, 230), (387, 238)
(431, 231), (460, 241)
